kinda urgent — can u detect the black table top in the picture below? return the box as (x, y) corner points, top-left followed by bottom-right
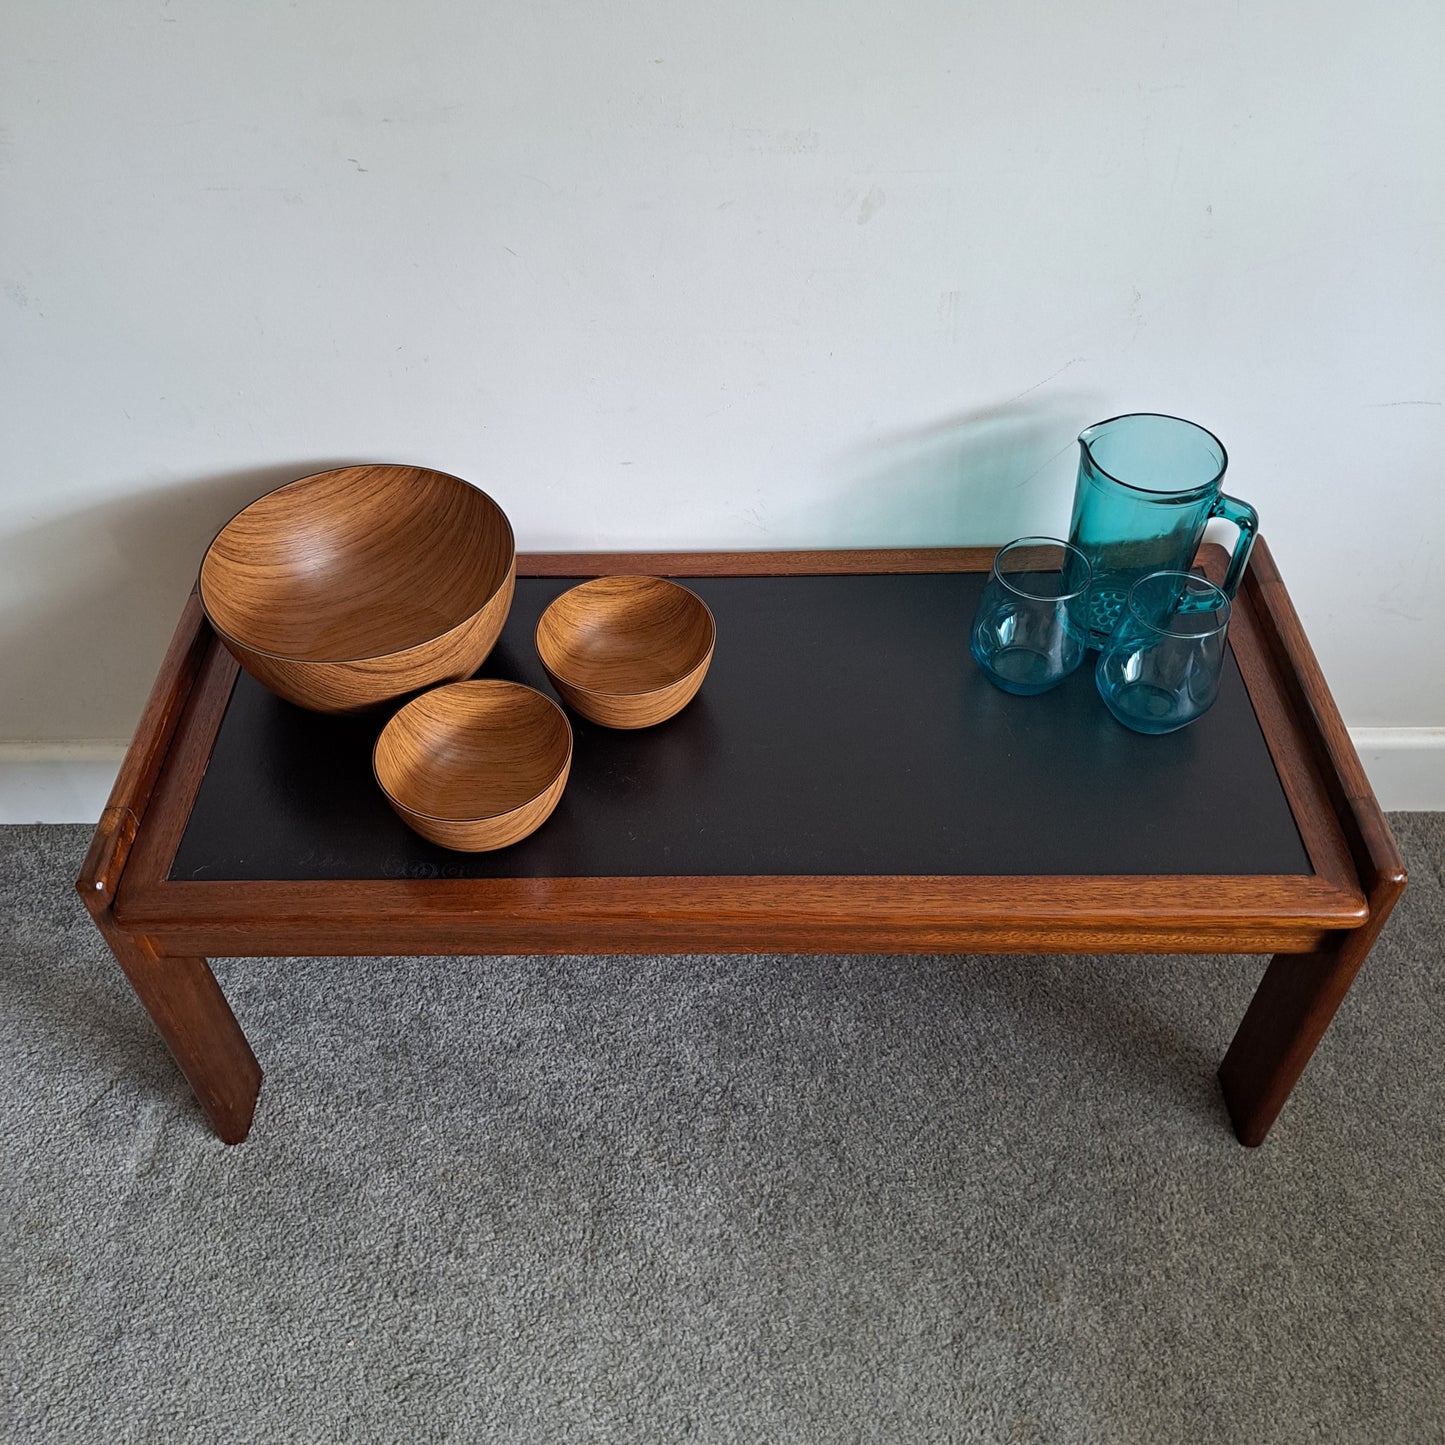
(171, 573), (1311, 882)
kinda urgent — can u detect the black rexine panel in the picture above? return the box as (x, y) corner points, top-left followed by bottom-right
(171, 574), (1312, 881)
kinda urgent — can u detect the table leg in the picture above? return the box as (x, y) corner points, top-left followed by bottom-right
(103, 930), (262, 1145)
(1219, 923), (1381, 1147)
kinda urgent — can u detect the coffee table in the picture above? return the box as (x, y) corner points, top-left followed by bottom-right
(77, 541), (1405, 1147)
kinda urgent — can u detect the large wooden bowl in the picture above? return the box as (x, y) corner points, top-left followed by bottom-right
(199, 464), (515, 713)
(373, 681), (572, 851)
(534, 576), (716, 728)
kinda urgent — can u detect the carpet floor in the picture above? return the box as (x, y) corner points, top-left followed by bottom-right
(2, 817), (1442, 1443)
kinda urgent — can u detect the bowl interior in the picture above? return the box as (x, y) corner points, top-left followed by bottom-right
(201, 465), (513, 661)
(536, 577), (714, 695)
(374, 682), (571, 821)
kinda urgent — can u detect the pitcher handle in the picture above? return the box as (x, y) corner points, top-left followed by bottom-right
(1210, 492), (1258, 597)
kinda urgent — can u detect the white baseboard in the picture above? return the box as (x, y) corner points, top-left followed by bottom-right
(0, 744), (127, 825)
(1347, 729), (1445, 813)
(1, 730), (1442, 826)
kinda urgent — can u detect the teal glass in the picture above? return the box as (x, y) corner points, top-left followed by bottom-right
(1068, 413), (1257, 644)
(969, 537), (1092, 696)
(1095, 571), (1232, 734)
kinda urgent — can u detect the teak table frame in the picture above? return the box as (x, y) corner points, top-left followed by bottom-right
(77, 542), (1405, 1148)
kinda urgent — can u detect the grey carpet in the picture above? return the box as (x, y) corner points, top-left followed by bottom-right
(2, 818), (1442, 1444)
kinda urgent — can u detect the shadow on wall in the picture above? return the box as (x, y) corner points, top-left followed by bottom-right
(1, 403), (1100, 742)
(0, 460), (361, 744)
(779, 395), (1095, 546)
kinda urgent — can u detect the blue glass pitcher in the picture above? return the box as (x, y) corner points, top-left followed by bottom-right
(1068, 413), (1257, 644)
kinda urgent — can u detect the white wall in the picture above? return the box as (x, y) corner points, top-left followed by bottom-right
(3, 2), (1443, 770)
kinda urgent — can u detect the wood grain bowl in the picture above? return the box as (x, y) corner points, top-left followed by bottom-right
(534, 575), (716, 728)
(199, 464), (515, 713)
(372, 680), (572, 851)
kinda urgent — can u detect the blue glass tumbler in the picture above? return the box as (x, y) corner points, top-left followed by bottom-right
(970, 537), (1092, 696)
(1068, 413), (1257, 644)
(1095, 571), (1232, 734)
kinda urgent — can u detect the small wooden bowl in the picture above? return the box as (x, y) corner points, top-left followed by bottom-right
(373, 681), (572, 851)
(199, 464), (515, 713)
(535, 576), (716, 728)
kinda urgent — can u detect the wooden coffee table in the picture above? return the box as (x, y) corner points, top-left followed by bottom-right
(77, 542), (1405, 1147)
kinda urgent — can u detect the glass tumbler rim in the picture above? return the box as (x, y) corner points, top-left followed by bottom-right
(1125, 569), (1232, 638)
(1077, 412), (1228, 498)
(990, 536), (1092, 603)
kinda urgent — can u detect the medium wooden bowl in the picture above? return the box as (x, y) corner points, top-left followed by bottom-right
(534, 576), (716, 728)
(199, 464), (515, 713)
(373, 681), (572, 851)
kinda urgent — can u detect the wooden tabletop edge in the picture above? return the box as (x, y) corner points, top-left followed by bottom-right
(1246, 538), (1406, 893)
(114, 872), (1369, 936)
(75, 594), (213, 907)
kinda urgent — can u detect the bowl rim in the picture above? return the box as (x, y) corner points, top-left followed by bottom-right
(198, 463), (516, 666)
(533, 576), (717, 699)
(371, 679), (573, 825)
